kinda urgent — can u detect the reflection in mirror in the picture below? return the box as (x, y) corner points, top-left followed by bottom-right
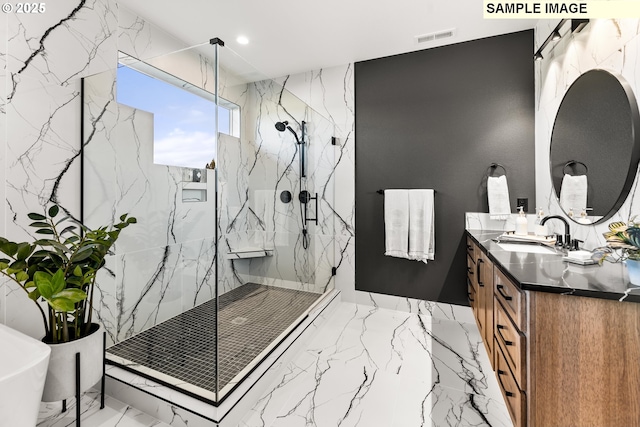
(550, 69), (640, 224)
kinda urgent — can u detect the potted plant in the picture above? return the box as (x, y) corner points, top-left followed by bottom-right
(594, 219), (640, 285)
(0, 205), (136, 401)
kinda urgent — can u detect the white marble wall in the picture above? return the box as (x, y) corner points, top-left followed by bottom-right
(218, 78), (337, 295)
(1, 0), (118, 338)
(535, 19), (640, 249)
(276, 66), (357, 300)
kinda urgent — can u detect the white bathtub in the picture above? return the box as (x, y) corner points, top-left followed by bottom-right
(0, 323), (51, 426)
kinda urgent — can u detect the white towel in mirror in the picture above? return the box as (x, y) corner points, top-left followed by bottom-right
(488, 175), (511, 220)
(560, 174), (587, 214)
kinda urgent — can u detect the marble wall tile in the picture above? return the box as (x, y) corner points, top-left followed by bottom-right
(113, 244), (184, 341)
(279, 65), (356, 299)
(1, 0), (118, 336)
(7, 0), (117, 86)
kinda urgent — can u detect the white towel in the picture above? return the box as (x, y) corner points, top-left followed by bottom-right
(384, 190), (410, 259)
(560, 174), (588, 213)
(408, 189), (435, 263)
(488, 175), (511, 220)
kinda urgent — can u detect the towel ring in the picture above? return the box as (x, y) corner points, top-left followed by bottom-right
(563, 160), (588, 176)
(487, 163), (507, 178)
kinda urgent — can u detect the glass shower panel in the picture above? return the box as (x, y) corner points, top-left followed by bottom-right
(83, 43), (221, 401)
(83, 39), (336, 404)
(215, 46), (336, 398)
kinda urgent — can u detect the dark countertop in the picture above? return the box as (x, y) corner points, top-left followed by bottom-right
(466, 229), (640, 303)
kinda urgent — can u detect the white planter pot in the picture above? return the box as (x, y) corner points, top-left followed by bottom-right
(41, 323), (104, 402)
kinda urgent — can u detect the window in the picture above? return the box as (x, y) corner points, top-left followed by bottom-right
(116, 62), (239, 169)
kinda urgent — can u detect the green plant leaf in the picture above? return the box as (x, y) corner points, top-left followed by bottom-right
(7, 260), (27, 274)
(48, 297), (75, 312)
(70, 246), (94, 263)
(27, 212), (46, 221)
(54, 288), (87, 303)
(27, 289), (40, 301)
(0, 262), (7, 270)
(33, 271), (53, 299)
(15, 271), (29, 282)
(127, 217), (137, 224)
(24, 280), (35, 289)
(66, 276), (83, 287)
(59, 225), (76, 235)
(50, 269), (66, 294)
(48, 205), (60, 218)
(29, 221), (51, 228)
(16, 243), (34, 261)
(0, 242), (18, 257)
(35, 229), (55, 235)
(73, 265), (83, 277)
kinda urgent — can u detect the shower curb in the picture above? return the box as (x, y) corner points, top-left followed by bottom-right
(103, 290), (342, 426)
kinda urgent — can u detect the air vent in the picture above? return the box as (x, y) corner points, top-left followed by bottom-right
(415, 28), (456, 45)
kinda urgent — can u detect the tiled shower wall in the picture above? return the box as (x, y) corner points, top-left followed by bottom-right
(0, 1), (357, 340)
(535, 19), (640, 249)
(85, 10), (342, 343)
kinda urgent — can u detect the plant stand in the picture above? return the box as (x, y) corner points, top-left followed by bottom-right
(59, 331), (106, 427)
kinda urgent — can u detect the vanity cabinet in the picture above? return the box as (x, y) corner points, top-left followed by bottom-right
(467, 233), (640, 427)
(466, 237), (494, 369)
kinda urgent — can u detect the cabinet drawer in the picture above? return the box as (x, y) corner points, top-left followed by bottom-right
(494, 268), (524, 331)
(468, 277), (476, 310)
(466, 236), (476, 260)
(495, 344), (526, 427)
(495, 300), (526, 390)
(467, 253), (476, 280)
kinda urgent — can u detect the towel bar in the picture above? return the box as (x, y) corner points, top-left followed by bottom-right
(563, 160), (588, 175)
(487, 163), (507, 177)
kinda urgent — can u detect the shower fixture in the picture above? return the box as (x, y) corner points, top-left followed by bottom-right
(275, 121), (302, 146)
(275, 119), (315, 249)
(275, 120), (305, 176)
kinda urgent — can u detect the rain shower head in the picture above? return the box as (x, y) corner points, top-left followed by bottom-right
(275, 121), (288, 132)
(275, 120), (301, 144)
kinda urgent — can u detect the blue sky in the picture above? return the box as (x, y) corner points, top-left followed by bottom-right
(117, 65), (229, 169)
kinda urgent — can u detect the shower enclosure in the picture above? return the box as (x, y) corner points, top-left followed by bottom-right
(82, 40), (336, 402)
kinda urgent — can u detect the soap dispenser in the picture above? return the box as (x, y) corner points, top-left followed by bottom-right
(515, 206), (528, 236)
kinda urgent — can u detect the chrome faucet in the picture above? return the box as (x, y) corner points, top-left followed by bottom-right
(540, 215), (571, 248)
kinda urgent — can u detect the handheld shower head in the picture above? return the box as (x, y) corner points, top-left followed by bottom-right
(275, 120), (301, 144)
(275, 121), (288, 132)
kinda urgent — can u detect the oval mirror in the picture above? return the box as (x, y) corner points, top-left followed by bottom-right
(550, 69), (640, 224)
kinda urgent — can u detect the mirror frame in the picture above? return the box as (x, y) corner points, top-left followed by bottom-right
(549, 69), (640, 224)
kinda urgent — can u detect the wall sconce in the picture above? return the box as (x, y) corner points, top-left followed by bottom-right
(534, 19), (589, 61)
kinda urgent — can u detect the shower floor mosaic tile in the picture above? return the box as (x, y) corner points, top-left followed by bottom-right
(107, 283), (319, 394)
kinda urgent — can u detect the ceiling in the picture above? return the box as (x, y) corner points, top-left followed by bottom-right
(118, 0), (538, 79)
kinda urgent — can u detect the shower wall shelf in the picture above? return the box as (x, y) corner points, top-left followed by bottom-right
(181, 182), (208, 203)
(225, 247), (274, 259)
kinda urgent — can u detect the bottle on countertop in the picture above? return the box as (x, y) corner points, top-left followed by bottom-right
(515, 206), (528, 236)
(535, 207), (546, 236)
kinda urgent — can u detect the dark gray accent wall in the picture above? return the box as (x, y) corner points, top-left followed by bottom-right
(355, 30), (535, 306)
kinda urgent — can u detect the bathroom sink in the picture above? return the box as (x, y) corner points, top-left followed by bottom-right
(497, 242), (558, 254)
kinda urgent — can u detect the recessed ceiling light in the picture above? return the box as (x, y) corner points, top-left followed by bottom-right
(237, 36), (249, 45)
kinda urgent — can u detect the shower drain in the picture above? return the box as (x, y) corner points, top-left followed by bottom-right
(231, 317), (248, 325)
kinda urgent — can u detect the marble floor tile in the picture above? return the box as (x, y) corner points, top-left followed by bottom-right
(37, 391), (170, 427)
(240, 302), (511, 427)
(35, 302), (509, 427)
